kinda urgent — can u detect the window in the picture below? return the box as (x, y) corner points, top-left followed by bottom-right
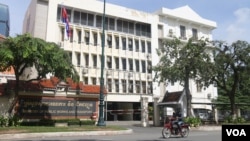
(147, 61), (152, 73)
(122, 37), (126, 50)
(80, 12), (87, 25)
(93, 32), (97, 46)
(115, 79), (119, 92)
(87, 13), (94, 26)
(117, 19), (122, 32)
(148, 82), (152, 94)
(85, 31), (89, 45)
(76, 53), (80, 66)
(192, 28), (198, 40)
(135, 23), (141, 36)
(115, 57), (119, 69)
(69, 52), (72, 61)
(141, 60), (146, 73)
(128, 22), (134, 34)
(96, 15), (102, 28)
(109, 18), (115, 30)
(123, 21), (128, 33)
(122, 79), (127, 93)
(84, 54), (89, 67)
(73, 11), (80, 24)
(147, 41), (151, 53)
(84, 77), (88, 84)
(70, 29), (73, 43)
(122, 58), (126, 70)
(135, 40), (139, 52)
(77, 30), (82, 43)
(136, 81), (140, 93)
(93, 55), (97, 67)
(107, 56), (112, 69)
(135, 60), (140, 72)
(107, 35), (112, 47)
(115, 36), (119, 49)
(128, 38), (133, 51)
(92, 77), (97, 85)
(141, 41), (145, 53)
(107, 79), (112, 92)
(129, 59), (133, 71)
(142, 81), (146, 93)
(180, 25), (186, 39)
(196, 80), (202, 92)
(61, 27), (65, 41)
(129, 80), (133, 93)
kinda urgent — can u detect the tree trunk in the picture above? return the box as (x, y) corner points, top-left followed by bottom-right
(229, 93), (237, 119)
(185, 68), (192, 117)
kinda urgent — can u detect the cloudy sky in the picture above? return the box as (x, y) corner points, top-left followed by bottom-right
(1, 0), (249, 44)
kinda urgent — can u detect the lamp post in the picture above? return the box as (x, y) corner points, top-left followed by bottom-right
(97, 0), (106, 126)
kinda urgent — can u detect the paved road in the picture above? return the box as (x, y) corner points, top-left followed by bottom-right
(1, 121), (222, 141)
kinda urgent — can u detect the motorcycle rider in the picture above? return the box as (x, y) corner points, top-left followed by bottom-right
(172, 111), (183, 133)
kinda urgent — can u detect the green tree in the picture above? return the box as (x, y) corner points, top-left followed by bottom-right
(153, 38), (212, 117)
(0, 33), (79, 97)
(210, 40), (250, 118)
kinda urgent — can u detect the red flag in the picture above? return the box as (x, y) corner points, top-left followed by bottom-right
(62, 7), (70, 40)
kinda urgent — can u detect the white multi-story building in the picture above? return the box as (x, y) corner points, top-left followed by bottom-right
(22, 0), (217, 121)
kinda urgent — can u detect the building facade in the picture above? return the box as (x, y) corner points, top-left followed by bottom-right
(0, 3), (9, 37)
(22, 0), (217, 121)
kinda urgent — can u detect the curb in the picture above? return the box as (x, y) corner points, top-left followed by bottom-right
(190, 126), (221, 131)
(0, 129), (133, 140)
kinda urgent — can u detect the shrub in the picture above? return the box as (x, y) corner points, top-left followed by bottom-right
(80, 120), (95, 125)
(184, 117), (201, 127)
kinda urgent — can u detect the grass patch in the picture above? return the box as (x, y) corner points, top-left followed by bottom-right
(0, 125), (127, 134)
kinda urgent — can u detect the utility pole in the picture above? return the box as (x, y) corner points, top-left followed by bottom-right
(97, 0), (106, 126)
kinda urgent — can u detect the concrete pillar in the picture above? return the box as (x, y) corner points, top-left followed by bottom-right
(237, 108), (241, 118)
(214, 107), (218, 124)
(141, 97), (149, 127)
(153, 97), (160, 126)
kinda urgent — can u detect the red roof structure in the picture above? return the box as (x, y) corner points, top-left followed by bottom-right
(1, 77), (107, 96)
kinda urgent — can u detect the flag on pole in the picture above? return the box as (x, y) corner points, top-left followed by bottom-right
(62, 7), (70, 40)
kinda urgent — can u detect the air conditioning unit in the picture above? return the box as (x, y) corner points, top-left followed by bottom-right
(106, 70), (111, 76)
(179, 36), (187, 40)
(128, 40), (132, 45)
(207, 93), (211, 99)
(85, 32), (89, 38)
(107, 36), (112, 41)
(147, 74), (152, 79)
(82, 68), (88, 74)
(107, 57), (111, 62)
(128, 72), (133, 78)
(147, 54), (151, 59)
(168, 29), (173, 37)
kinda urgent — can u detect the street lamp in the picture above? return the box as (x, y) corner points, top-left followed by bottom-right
(97, 0), (106, 126)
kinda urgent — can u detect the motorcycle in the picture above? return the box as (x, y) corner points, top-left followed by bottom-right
(162, 117), (190, 138)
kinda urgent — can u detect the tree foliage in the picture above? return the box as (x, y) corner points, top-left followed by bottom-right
(210, 40), (250, 117)
(0, 33), (79, 96)
(153, 37), (212, 117)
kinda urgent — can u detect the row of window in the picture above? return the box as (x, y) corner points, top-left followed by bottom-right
(72, 52), (152, 73)
(60, 27), (152, 54)
(57, 6), (151, 38)
(84, 77), (152, 94)
(169, 25), (198, 40)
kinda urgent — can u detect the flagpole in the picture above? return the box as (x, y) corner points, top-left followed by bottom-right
(97, 0), (106, 126)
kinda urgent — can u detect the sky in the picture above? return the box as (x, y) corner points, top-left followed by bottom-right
(0, 0), (250, 44)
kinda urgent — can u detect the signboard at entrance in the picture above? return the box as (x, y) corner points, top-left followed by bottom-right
(18, 98), (96, 118)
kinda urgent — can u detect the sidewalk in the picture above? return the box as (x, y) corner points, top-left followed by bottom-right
(0, 121), (221, 140)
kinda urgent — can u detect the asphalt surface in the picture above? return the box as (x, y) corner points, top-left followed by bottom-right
(0, 121), (221, 140)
